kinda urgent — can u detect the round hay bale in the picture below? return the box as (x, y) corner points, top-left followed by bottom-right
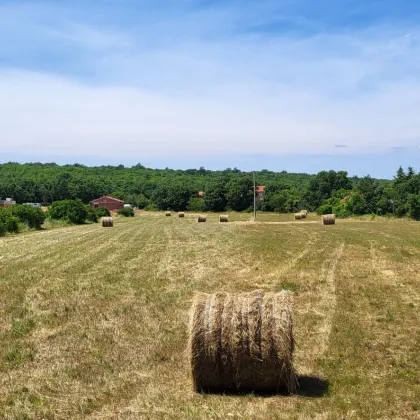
(322, 214), (336, 225)
(102, 217), (113, 227)
(294, 213), (302, 220)
(165, 211), (171, 217)
(301, 210), (308, 216)
(219, 215), (229, 223)
(197, 215), (207, 223)
(189, 290), (296, 393)
(178, 212), (185, 218)
(300, 211), (307, 219)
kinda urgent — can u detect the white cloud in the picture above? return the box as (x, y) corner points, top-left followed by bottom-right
(1, 1), (420, 160)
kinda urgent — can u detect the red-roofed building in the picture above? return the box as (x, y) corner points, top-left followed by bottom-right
(90, 196), (124, 212)
(256, 186), (265, 200)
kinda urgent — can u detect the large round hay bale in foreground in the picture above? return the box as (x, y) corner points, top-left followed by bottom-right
(197, 216), (207, 223)
(165, 211), (171, 217)
(189, 290), (296, 394)
(102, 217), (113, 227)
(294, 213), (302, 220)
(322, 214), (336, 225)
(219, 215), (229, 223)
(178, 212), (185, 218)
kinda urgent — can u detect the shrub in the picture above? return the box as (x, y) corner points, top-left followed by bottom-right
(0, 209), (21, 235)
(6, 216), (20, 233)
(95, 207), (111, 218)
(85, 206), (98, 223)
(187, 197), (205, 212)
(12, 205), (46, 229)
(317, 204), (333, 215)
(118, 207), (135, 217)
(0, 220), (6, 236)
(47, 199), (89, 224)
(144, 203), (157, 211)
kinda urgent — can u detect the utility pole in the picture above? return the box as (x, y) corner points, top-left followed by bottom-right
(253, 171), (256, 221)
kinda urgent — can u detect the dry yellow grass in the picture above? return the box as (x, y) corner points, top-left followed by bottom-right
(0, 214), (419, 419)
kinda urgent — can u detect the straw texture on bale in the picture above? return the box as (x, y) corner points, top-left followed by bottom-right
(294, 213), (302, 220)
(178, 212), (185, 218)
(322, 214), (336, 225)
(301, 210), (308, 216)
(300, 212), (307, 219)
(198, 216), (207, 223)
(102, 217), (113, 227)
(189, 290), (296, 393)
(165, 211), (171, 217)
(219, 215), (229, 223)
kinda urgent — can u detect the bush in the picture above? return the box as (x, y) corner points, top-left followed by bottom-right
(187, 197), (205, 212)
(95, 207), (111, 218)
(144, 203), (157, 211)
(47, 199), (89, 224)
(6, 216), (20, 233)
(317, 204), (333, 215)
(0, 209), (20, 235)
(12, 205), (46, 229)
(118, 207), (135, 217)
(0, 220), (6, 236)
(86, 206), (98, 223)
(0, 205), (45, 235)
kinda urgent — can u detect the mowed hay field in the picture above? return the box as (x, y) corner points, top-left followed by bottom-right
(0, 213), (419, 419)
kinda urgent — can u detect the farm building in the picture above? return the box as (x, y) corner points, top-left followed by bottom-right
(0, 198), (16, 207)
(256, 186), (265, 200)
(23, 203), (42, 208)
(90, 196), (124, 212)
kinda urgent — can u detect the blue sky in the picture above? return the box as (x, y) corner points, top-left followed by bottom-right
(1, 0), (420, 178)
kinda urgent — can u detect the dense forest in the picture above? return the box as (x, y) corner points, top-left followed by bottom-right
(0, 163), (419, 219)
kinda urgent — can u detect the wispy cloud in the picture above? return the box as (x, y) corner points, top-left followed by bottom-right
(1, 0), (420, 162)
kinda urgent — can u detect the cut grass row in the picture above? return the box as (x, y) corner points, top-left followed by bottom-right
(0, 215), (419, 419)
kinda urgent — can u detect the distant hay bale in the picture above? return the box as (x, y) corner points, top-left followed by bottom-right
(197, 215), (207, 223)
(189, 290), (296, 394)
(102, 217), (113, 227)
(165, 211), (171, 217)
(294, 213), (302, 220)
(219, 215), (229, 223)
(300, 210), (308, 218)
(179, 212), (185, 218)
(322, 214), (336, 225)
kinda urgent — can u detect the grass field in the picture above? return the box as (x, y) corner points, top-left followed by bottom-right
(0, 213), (419, 419)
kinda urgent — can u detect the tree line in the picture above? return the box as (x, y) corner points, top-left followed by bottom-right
(0, 163), (419, 220)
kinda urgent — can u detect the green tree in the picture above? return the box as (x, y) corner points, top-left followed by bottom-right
(226, 177), (253, 211)
(187, 197), (206, 212)
(204, 182), (227, 212)
(407, 194), (420, 220)
(346, 193), (367, 215)
(152, 184), (193, 211)
(304, 170), (352, 208)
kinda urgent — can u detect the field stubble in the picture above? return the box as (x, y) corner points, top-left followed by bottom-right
(0, 213), (419, 419)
